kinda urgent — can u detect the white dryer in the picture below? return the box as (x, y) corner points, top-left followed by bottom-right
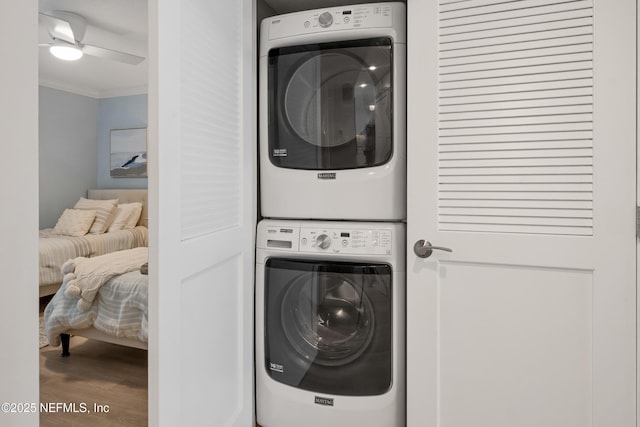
(255, 219), (405, 427)
(259, 3), (406, 220)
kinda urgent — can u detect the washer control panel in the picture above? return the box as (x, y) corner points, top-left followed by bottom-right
(300, 226), (392, 255)
(267, 3), (394, 40)
(260, 223), (393, 255)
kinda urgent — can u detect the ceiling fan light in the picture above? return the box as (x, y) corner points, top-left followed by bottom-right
(50, 43), (83, 61)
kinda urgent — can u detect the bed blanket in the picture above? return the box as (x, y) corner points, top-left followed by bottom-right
(44, 269), (148, 347)
(61, 247), (148, 312)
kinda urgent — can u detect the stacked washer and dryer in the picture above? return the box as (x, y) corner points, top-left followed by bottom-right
(256, 3), (406, 427)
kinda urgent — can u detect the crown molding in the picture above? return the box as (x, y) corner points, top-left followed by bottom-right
(39, 79), (147, 99)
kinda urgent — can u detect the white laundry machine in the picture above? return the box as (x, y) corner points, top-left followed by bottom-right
(255, 219), (405, 427)
(259, 3), (406, 221)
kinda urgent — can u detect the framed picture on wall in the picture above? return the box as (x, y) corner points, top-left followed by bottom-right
(110, 128), (147, 178)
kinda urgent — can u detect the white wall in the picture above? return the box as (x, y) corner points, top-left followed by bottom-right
(0, 1), (39, 426)
(39, 86), (98, 228)
(39, 89), (148, 228)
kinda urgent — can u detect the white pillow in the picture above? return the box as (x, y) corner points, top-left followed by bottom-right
(107, 202), (143, 232)
(123, 202), (144, 229)
(73, 197), (119, 234)
(52, 209), (97, 237)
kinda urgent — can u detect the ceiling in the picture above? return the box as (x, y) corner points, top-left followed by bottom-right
(38, 0), (147, 98)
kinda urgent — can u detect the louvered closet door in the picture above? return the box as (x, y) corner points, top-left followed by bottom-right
(148, 0), (256, 425)
(406, 1), (636, 426)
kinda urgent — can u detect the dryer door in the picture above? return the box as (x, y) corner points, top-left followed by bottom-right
(268, 37), (393, 170)
(264, 258), (392, 396)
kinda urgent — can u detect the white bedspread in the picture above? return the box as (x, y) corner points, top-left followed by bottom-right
(44, 265), (149, 347)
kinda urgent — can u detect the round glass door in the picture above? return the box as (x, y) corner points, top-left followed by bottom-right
(284, 53), (376, 148)
(267, 37), (393, 170)
(281, 271), (375, 366)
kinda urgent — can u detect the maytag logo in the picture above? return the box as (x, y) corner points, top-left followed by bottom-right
(269, 362), (284, 373)
(314, 396), (334, 406)
(317, 172), (336, 180)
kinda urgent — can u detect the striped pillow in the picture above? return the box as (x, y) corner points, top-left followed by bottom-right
(74, 197), (119, 234)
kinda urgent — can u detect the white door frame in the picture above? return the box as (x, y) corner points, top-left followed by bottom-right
(0, 1), (39, 426)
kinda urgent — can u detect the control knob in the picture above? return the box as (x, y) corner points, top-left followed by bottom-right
(318, 11), (333, 28)
(316, 234), (331, 249)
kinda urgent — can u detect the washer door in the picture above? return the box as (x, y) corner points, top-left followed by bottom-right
(281, 271), (376, 367)
(264, 258), (392, 396)
(268, 37), (393, 170)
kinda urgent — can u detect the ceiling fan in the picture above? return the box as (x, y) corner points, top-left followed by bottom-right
(39, 10), (145, 65)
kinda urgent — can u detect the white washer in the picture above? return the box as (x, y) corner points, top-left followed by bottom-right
(259, 3), (406, 221)
(255, 219), (405, 427)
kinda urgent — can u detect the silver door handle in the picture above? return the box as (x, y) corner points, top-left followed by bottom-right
(413, 240), (453, 258)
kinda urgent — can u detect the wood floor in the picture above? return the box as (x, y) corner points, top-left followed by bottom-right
(39, 336), (148, 426)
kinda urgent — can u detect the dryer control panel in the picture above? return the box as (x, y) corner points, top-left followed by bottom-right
(259, 223), (393, 255)
(267, 3), (395, 41)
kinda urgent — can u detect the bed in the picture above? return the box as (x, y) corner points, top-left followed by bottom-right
(42, 189), (150, 354)
(39, 189), (148, 297)
(44, 246), (149, 354)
